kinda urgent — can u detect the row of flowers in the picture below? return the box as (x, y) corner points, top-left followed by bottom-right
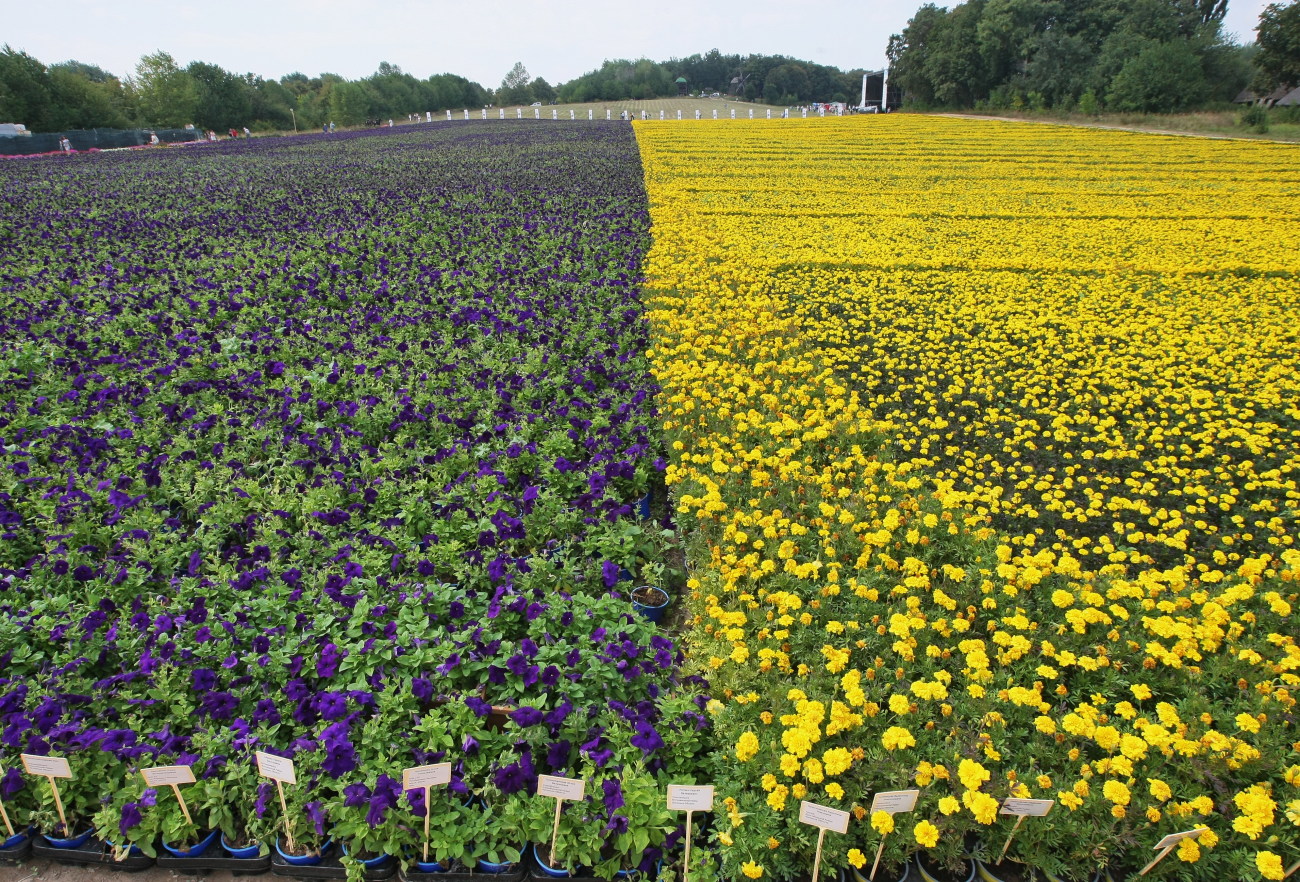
(635, 116), (1300, 881)
(0, 123), (705, 878)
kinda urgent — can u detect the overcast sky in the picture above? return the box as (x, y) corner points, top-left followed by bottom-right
(4, 0), (1272, 87)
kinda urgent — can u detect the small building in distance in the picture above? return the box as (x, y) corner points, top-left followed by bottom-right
(676, 77), (688, 96)
(1234, 85), (1300, 107)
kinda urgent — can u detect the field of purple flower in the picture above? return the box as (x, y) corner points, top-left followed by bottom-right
(0, 123), (707, 873)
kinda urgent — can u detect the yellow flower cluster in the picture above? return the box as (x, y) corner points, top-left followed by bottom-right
(635, 117), (1300, 881)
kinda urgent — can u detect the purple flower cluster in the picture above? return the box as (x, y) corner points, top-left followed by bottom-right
(0, 122), (709, 837)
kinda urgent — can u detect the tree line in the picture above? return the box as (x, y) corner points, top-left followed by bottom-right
(0, 49), (491, 133)
(883, 0), (1289, 113)
(0, 45), (875, 135)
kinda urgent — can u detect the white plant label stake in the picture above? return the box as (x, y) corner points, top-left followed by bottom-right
(996, 798), (1054, 864)
(403, 763), (452, 863)
(141, 764), (197, 825)
(1140, 828), (1205, 876)
(256, 751), (298, 853)
(21, 754), (72, 834)
(537, 775), (585, 867)
(0, 768), (13, 837)
(867, 790), (919, 881)
(667, 785), (715, 882)
(799, 801), (850, 882)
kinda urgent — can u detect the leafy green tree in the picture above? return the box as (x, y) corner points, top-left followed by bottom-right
(0, 45), (55, 130)
(1107, 38), (1207, 110)
(48, 64), (134, 128)
(498, 62), (532, 105)
(1253, 1), (1300, 92)
(764, 63), (810, 104)
(529, 77), (556, 103)
(187, 61), (252, 130)
(328, 80), (370, 125)
(133, 51), (198, 127)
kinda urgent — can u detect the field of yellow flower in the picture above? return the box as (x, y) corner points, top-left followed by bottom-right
(635, 116), (1300, 881)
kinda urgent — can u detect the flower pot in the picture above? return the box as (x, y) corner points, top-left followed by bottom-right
(479, 855), (519, 873)
(917, 854), (975, 882)
(635, 493), (651, 519)
(2, 828), (32, 851)
(414, 857), (448, 872)
(532, 842), (590, 878)
(275, 835), (333, 865)
(221, 831), (263, 858)
(342, 841), (394, 868)
(851, 859), (911, 882)
(630, 585), (670, 623)
(161, 828), (221, 858)
(41, 828), (95, 849)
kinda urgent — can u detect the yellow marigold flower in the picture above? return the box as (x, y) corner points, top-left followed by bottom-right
(1235, 713), (1261, 734)
(736, 731), (760, 762)
(1176, 838), (1200, 863)
(1103, 780), (1131, 806)
(939, 796), (961, 815)
(958, 759), (991, 791)
(847, 849), (866, 869)
(1145, 807), (1162, 823)
(963, 790), (999, 824)
(825, 782), (845, 800)
(823, 747), (853, 776)
(792, 783), (808, 799)
(1131, 684), (1152, 701)
(882, 726), (916, 751)
(914, 820), (940, 848)
(741, 862), (764, 879)
(1034, 716), (1056, 735)
(1111, 805), (1126, 819)
(1059, 791), (1082, 810)
(870, 811), (895, 835)
(780, 753), (801, 777)
(1256, 852), (1284, 880)
(804, 758), (825, 784)
(889, 694), (911, 715)
(1148, 779), (1172, 802)
(767, 838), (779, 850)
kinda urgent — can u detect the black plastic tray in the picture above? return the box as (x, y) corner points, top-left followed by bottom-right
(0, 838), (33, 864)
(271, 847), (398, 880)
(31, 836), (154, 871)
(157, 850), (273, 874)
(403, 864), (526, 882)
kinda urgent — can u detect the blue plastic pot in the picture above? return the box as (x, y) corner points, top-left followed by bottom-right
(532, 843), (587, 878)
(220, 832), (262, 858)
(275, 836), (332, 865)
(635, 493), (651, 519)
(161, 828), (221, 858)
(42, 828), (94, 849)
(341, 842), (393, 868)
(414, 858), (447, 873)
(631, 586), (670, 623)
(478, 855), (519, 874)
(2, 828), (32, 850)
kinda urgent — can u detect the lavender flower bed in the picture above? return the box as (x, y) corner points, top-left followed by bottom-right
(0, 123), (706, 873)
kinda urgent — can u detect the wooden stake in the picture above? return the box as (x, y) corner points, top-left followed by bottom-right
(170, 784), (192, 825)
(1283, 859), (1299, 879)
(997, 815), (1026, 865)
(682, 811), (694, 882)
(549, 796), (563, 867)
(423, 786), (431, 863)
(276, 779), (296, 854)
(0, 795), (13, 838)
(47, 776), (68, 835)
(811, 828), (827, 882)
(868, 834), (887, 882)
(1139, 844), (1176, 876)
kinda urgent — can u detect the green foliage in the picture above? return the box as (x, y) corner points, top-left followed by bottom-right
(133, 51), (198, 127)
(887, 0), (1245, 112)
(1107, 39), (1208, 112)
(1241, 103), (1272, 132)
(1253, 0), (1300, 93)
